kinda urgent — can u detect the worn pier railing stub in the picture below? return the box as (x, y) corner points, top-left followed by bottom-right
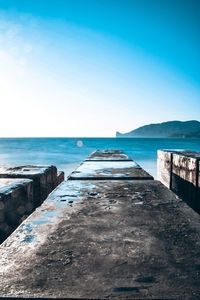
(0, 150), (200, 299)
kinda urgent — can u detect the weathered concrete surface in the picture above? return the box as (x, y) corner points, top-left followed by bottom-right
(198, 159), (200, 207)
(0, 180), (200, 299)
(172, 153), (200, 212)
(86, 150), (132, 161)
(158, 150), (200, 213)
(0, 165), (60, 206)
(157, 150), (173, 188)
(69, 161), (153, 180)
(0, 178), (33, 243)
(56, 171), (65, 186)
(173, 150), (200, 159)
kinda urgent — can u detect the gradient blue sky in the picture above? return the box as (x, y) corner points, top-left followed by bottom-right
(0, 0), (199, 137)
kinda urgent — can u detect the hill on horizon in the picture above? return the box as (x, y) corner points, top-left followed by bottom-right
(116, 120), (200, 138)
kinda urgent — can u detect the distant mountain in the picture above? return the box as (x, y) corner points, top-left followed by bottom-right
(116, 120), (200, 138)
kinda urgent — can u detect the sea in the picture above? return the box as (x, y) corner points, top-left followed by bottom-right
(0, 138), (200, 179)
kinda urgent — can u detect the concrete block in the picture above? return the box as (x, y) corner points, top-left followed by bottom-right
(172, 153), (199, 212)
(56, 171), (65, 186)
(157, 150), (172, 188)
(158, 150), (200, 213)
(86, 149), (132, 161)
(0, 165), (58, 206)
(0, 180), (199, 299)
(198, 160), (200, 209)
(69, 161), (153, 180)
(0, 178), (33, 243)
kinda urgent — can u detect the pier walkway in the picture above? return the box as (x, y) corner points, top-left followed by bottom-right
(0, 150), (200, 299)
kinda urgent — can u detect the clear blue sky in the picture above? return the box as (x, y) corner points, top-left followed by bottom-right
(0, 0), (199, 137)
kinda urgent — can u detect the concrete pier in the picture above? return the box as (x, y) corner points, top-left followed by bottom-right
(0, 150), (200, 299)
(158, 150), (200, 213)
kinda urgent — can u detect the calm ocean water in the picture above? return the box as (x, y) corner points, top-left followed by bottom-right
(0, 138), (200, 178)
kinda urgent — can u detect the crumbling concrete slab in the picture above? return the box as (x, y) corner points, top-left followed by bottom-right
(0, 178), (33, 243)
(85, 149), (132, 161)
(0, 165), (59, 206)
(69, 161), (153, 180)
(0, 180), (200, 299)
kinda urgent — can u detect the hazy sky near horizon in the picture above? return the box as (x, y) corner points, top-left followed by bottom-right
(0, 0), (199, 137)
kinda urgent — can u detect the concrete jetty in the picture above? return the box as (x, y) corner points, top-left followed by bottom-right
(158, 150), (200, 213)
(0, 150), (200, 299)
